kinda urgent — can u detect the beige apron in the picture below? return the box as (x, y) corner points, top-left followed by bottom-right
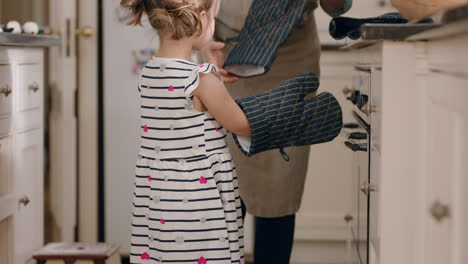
(215, 0), (321, 218)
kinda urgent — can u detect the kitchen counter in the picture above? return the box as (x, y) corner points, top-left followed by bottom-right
(342, 3), (468, 49)
(0, 32), (61, 47)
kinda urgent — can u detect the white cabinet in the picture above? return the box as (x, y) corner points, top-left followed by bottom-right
(343, 20), (468, 264)
(0, 47), (45, 264)
(14, 129), (44, 264)
(419, 64), (468, 264)
(0, 136), (14, 264)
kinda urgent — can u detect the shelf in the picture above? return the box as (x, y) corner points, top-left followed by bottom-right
(0, 33), (61, 47)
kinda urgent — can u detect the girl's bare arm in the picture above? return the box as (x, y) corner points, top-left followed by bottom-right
(192, 72), (251, 137)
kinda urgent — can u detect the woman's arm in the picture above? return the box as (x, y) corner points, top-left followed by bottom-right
(191, 72), (251, 137)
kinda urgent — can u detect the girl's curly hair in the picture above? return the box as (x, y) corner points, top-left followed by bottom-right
(121, 0), (215, 39)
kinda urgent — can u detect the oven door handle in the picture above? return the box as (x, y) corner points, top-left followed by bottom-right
(344, 141), (368, 152)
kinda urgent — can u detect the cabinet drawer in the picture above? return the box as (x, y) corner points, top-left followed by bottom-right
(0, 65), (14, 116)
(16, 109), (43, 133)
(17, 64), (44, 112)
(0, 216), (14, 264)
(0, 117), (12, 137)
(0, 137), (11, 197)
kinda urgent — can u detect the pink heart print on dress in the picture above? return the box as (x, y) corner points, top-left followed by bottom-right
(199, 176), (208, 184)
(140, 252), (150, 260)
(198, 257), (207, 264)
(168, 85), (175, 91)
(147, 176), (152, 182)
(215, 127), (220, 132)
(199, 64), (204, 68)
(160, 218), (166, 224)
(143, 125), (148, 133)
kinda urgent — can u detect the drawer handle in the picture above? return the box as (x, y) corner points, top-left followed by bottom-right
(0, 84), (12, 97)
(18, 195), (30, 206)
(342, 86), (355, 96)
(344, 214), (353, 223)
(29, 82), (40, 93)
(430, 200), (450, 222)
(345, 141), (367, 152)
(343, 123), (360, 129)
(348, 132), (367, 140)
(360, 183), (376, 195)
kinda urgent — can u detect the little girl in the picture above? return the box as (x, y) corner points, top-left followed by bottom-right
(122, 0), (250, 263)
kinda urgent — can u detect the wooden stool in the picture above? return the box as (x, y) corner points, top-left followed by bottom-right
(32, 242), (121, 264)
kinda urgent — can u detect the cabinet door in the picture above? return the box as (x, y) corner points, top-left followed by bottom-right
(0, 137), (14, 264)
(17, 64), (43, 112)
(423, 73), (468, 264)
(0, 65), (14, 116)
(13, 129), (44, 264)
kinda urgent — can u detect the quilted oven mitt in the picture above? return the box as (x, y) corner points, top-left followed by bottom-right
(329, 12), (409, 40)
(232, 72), (343, 157)
(223, 0), (311, 78)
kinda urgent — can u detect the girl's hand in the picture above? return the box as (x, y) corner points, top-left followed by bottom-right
(201, 40), (240, 84)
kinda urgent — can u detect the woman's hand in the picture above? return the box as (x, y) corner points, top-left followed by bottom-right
(200, 40), (240, 84)
(321, 0), (346, 14)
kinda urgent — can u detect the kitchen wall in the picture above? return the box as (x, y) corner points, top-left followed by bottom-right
(0, 0), (48, 25)
(103, 0), (157, 254)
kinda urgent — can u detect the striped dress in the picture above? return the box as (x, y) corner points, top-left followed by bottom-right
(130, 57), (244, 264)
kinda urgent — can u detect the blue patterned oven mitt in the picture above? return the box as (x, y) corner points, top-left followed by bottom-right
(232, 72), (343, 157)
(223, 0), (312, 78)
(329, 12), (410, 40)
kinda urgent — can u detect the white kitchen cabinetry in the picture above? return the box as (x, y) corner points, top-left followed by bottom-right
(414, 32), (468, 264)
(344, 20), (468, 264)
(0, 47), (45, 264)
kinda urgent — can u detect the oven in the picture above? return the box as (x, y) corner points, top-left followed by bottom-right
(343, 64), (381, 264)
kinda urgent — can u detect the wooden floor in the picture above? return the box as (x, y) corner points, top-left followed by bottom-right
(121, 256), (253, 264)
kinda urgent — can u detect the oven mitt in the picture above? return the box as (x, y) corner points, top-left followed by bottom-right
(223, 0), (311, 78)
(329, 12), (408, 40)
(328, 12), (433, 40)
(232, 72), (343, 157)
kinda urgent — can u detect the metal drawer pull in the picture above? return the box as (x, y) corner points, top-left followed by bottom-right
(343, 123), (360, 129)
(348, 132), (367, 140)
(430, 200), (450, 222)
(342, 86), (355, 96)
(29, 82), (40, 92)
(0, 84), (12, 97)
(345, 141), (367, 152)
(19, 195), (30, 206)
(360, 183), (376, 195)
(344, 214), (353, 223)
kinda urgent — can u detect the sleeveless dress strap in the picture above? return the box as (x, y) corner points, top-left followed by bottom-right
(184, 63), (221, 98)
